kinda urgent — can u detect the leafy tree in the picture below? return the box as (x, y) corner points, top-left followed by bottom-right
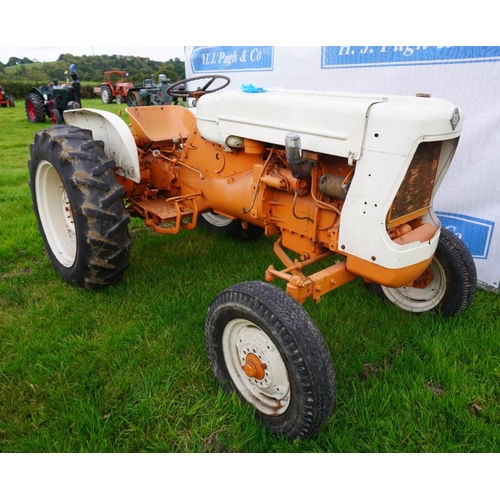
(7, 57), (21, 67)
(0, 53), (186, 85)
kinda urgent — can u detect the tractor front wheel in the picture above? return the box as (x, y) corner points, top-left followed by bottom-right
(25, 93), (46, 123)
(28, 126), (131, 288)
(367, 227), (477, 317)
(50, 108), (62, 124)
(205, 281), (337, 439)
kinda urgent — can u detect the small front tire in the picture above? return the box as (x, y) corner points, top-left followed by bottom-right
(205, 281), (337, 439)
(50, 108), (62, 124)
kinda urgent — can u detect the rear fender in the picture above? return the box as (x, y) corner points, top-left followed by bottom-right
(63, 108), (140, 183)
(29, 87), (46, 99)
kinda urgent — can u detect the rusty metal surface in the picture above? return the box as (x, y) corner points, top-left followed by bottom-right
(388, 141), (441, 223)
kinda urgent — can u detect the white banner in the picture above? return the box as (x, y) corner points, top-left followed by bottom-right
(185, 46), (500, 292)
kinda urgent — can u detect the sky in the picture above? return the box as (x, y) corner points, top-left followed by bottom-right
(0, 2), (484, 67)
(0, 46), (186, 65)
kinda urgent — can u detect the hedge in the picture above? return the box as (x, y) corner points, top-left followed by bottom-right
(0, 80), (99, 100)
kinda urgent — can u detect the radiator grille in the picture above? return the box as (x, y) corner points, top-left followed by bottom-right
(387, 141), (442, 225)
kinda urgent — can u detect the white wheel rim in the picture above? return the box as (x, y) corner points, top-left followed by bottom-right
(35, 160), (76, 268)
(222, 318), (291, 416)
(202, 213), (233, 228)
(381, 260), (446, 313)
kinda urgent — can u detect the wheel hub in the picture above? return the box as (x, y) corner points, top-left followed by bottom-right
(411, 266), (433, 289)
(242, 353), (267, 380)
(222, 318), (291, 415)
(61, 189), (75, 233)
(381, 260), (446, 312)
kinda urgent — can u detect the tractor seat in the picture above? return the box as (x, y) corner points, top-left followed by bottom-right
(126, 105), (196, 143)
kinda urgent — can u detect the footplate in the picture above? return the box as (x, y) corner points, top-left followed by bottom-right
(129, 192), (200, 234)
(131, 197), (194, 221)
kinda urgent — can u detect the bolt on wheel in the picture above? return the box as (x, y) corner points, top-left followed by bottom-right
(380, 259), (446, 313)
(205, 280), (337, 440)
(366, 227), (477, 317)
(35, 159), (77, 268)
(222, 318), (291, 416)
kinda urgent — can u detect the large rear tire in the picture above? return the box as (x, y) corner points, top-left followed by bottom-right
(28, 126), (131, 288)
(126, 90), (139, 107)
(25, 93), (46, 123)
(199, 213), (263, 241)
(366, 227), (476, 317)
(205, 281), (337, 439)
(101, 85), (113, 104)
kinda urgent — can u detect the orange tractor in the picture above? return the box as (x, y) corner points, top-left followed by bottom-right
(0, 85), (15, 107)
(96, 70), (134, 104)
(27, 75), (476, 439)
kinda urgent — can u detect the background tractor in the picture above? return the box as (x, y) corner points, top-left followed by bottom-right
(25, 80), (81, 124)
(126, 74), (174, 106)
(96, 70), (134, 104)
(27, 75), (476, 440)
(0, 85), (15, 107)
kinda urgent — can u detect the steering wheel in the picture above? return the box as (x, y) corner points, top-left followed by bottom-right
(166, 75), (231, 99)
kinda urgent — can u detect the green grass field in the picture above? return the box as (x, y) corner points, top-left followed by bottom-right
(1, 98), (499, 453)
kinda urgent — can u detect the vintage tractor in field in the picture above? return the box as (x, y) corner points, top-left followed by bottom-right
(0, 85), (15, 107)
(25, 80), (81, 124)
(96, 71), (134, 104)
(27, 75), (476, 440)
(126, 74), (174, 107)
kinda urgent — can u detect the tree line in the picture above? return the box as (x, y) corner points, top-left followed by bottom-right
(0, 52), (186, 87)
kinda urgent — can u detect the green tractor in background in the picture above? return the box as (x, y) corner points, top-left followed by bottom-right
(126, 74), (175, 107)
(25, 65), (82, 124)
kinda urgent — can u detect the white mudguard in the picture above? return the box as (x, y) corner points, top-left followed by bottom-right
(64, 108), (140, 183)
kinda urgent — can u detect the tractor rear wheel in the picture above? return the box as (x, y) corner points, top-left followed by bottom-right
(199, 213), (263, 240)
(205, 281), (337, 439)
(366, 227), (477, 317)
(101, 85), (113, 104)
(28, 126), (131, 288)
(126, 91), (139, 107)
(25, 93), (46, 123)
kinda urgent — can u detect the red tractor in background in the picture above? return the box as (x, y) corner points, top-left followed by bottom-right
(95, 71), (134, 104)
(0, 85), (15, 107)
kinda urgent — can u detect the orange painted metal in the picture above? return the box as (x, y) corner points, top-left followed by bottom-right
(242, 353), (267, 380)
(345, 254), (434, 288)
(121, 104), (441, 305)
